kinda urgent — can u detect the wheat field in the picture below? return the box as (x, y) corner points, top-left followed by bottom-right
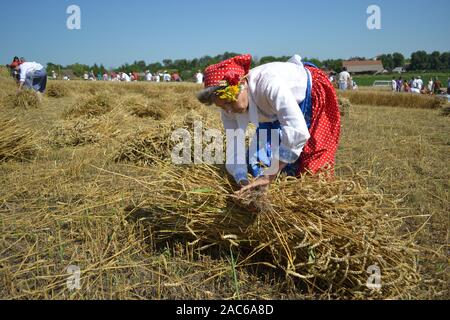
(0, 72), (448, 300)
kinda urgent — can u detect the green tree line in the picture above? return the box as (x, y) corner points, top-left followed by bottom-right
(46, 50), (450, 80)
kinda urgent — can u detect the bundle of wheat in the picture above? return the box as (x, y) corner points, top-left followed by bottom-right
(126, 163), (420, 299)
(122, 95), (168, 120)
(49, 118), (102, 147)
(0, 116), (36, 162)
(114, 124), (177, 165)
(46, 82), (70, 98)
(4, 90), (40, 109)
(65, 93), (113, 118)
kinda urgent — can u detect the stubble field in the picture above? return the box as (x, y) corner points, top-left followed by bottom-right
(0, 71), (448, 300)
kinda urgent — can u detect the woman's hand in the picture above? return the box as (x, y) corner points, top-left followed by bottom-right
(235, 175), (271, 196)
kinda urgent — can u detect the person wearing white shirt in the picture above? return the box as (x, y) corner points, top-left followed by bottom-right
(428, 79), (434, 93)
(195, 71), (204, 84)
(120, 72), (131, 82)
(163, 71), (171, 82)
(411, 77), (421, 94)
(15, 61), (47, 93)
(417, 76), (423, 90)
(197, 54), (341, 193)
(391, 77), (397, 92)
(338, 68), (351, 90)
(145, 70), (153, 81)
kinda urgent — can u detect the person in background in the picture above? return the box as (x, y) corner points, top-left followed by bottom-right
(103, 72), (109, 81)
(145, 70), (153, 81)
(417, 76), (423, 91)
(329, 73), (335, 84)
(427, 78), (434, 93)
(51, 70), (57, 80)
(132, 71), (139, 82)
(338, 67), (351, 90)
(163, 71), (171, 82)
(402, 80), (410, 92)
(391, 77), (397, 92)
(195, 70), (204, 84)
(411, 77), (420, 94)
(408, 77), (414, 89)
(83, 72), (89, 80)
(172, 72), (181, 82)
(120, 72), (131, 82)
(396, 77), (403, 93)
(433, 77), (442, 94)
(14, 60), (47, 97)
(9, 56), (21, 68)
(9, 56), (23, 84)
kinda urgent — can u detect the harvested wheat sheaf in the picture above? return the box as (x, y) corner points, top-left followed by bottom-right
(49, 118), (102, 147)
(4, 90), (40, 109)
(65, 93), (113, 118)
(46, 82), (70, 98)
(114, 125), (176, 165)
(122, 95), (167, 120)
(0, 116), (36, 162)
(127, 163), (420, 299)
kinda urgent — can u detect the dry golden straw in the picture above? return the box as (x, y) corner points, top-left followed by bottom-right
(126, 163), (421, 299)
(0, 115), (36, 162)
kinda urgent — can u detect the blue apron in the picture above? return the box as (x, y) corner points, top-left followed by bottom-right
(248, 62), (316, 177)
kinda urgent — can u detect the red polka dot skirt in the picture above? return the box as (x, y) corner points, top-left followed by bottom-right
(297, 66), (341, 175)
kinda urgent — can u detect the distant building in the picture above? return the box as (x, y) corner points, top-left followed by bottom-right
(62, 70), (76, 79)
(342, 60), (384, 74)
(392, 67), (406, 74)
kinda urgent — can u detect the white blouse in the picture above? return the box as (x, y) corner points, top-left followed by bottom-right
(221, 55), (311, 183)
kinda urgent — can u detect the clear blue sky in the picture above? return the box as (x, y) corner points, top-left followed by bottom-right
(1, 0), (449, 68)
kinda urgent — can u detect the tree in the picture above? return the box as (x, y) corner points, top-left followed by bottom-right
(162, 59), (173, 68)
(379, 54), (394, 70)
(429, 51), (442, 70)
(67, 63), (90, 77)
(147, 62), (163, 73)
(323, 59), (343, 72)
(304, 58), (323, 68)
(410, 51), (429, 70)
(392, 52), (405, 68)
(440, 52), (450, 69)
(46, 62), (63, 74)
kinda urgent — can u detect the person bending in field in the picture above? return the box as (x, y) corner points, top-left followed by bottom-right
(9, 56), (23, 85)
(14, 60), (47, 95)
(197, 54), (341, 194)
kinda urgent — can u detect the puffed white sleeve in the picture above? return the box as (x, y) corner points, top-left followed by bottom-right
(19, 66), (27, 82)
(221, 110), (249, 184)
(262, 76), (310, 163)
